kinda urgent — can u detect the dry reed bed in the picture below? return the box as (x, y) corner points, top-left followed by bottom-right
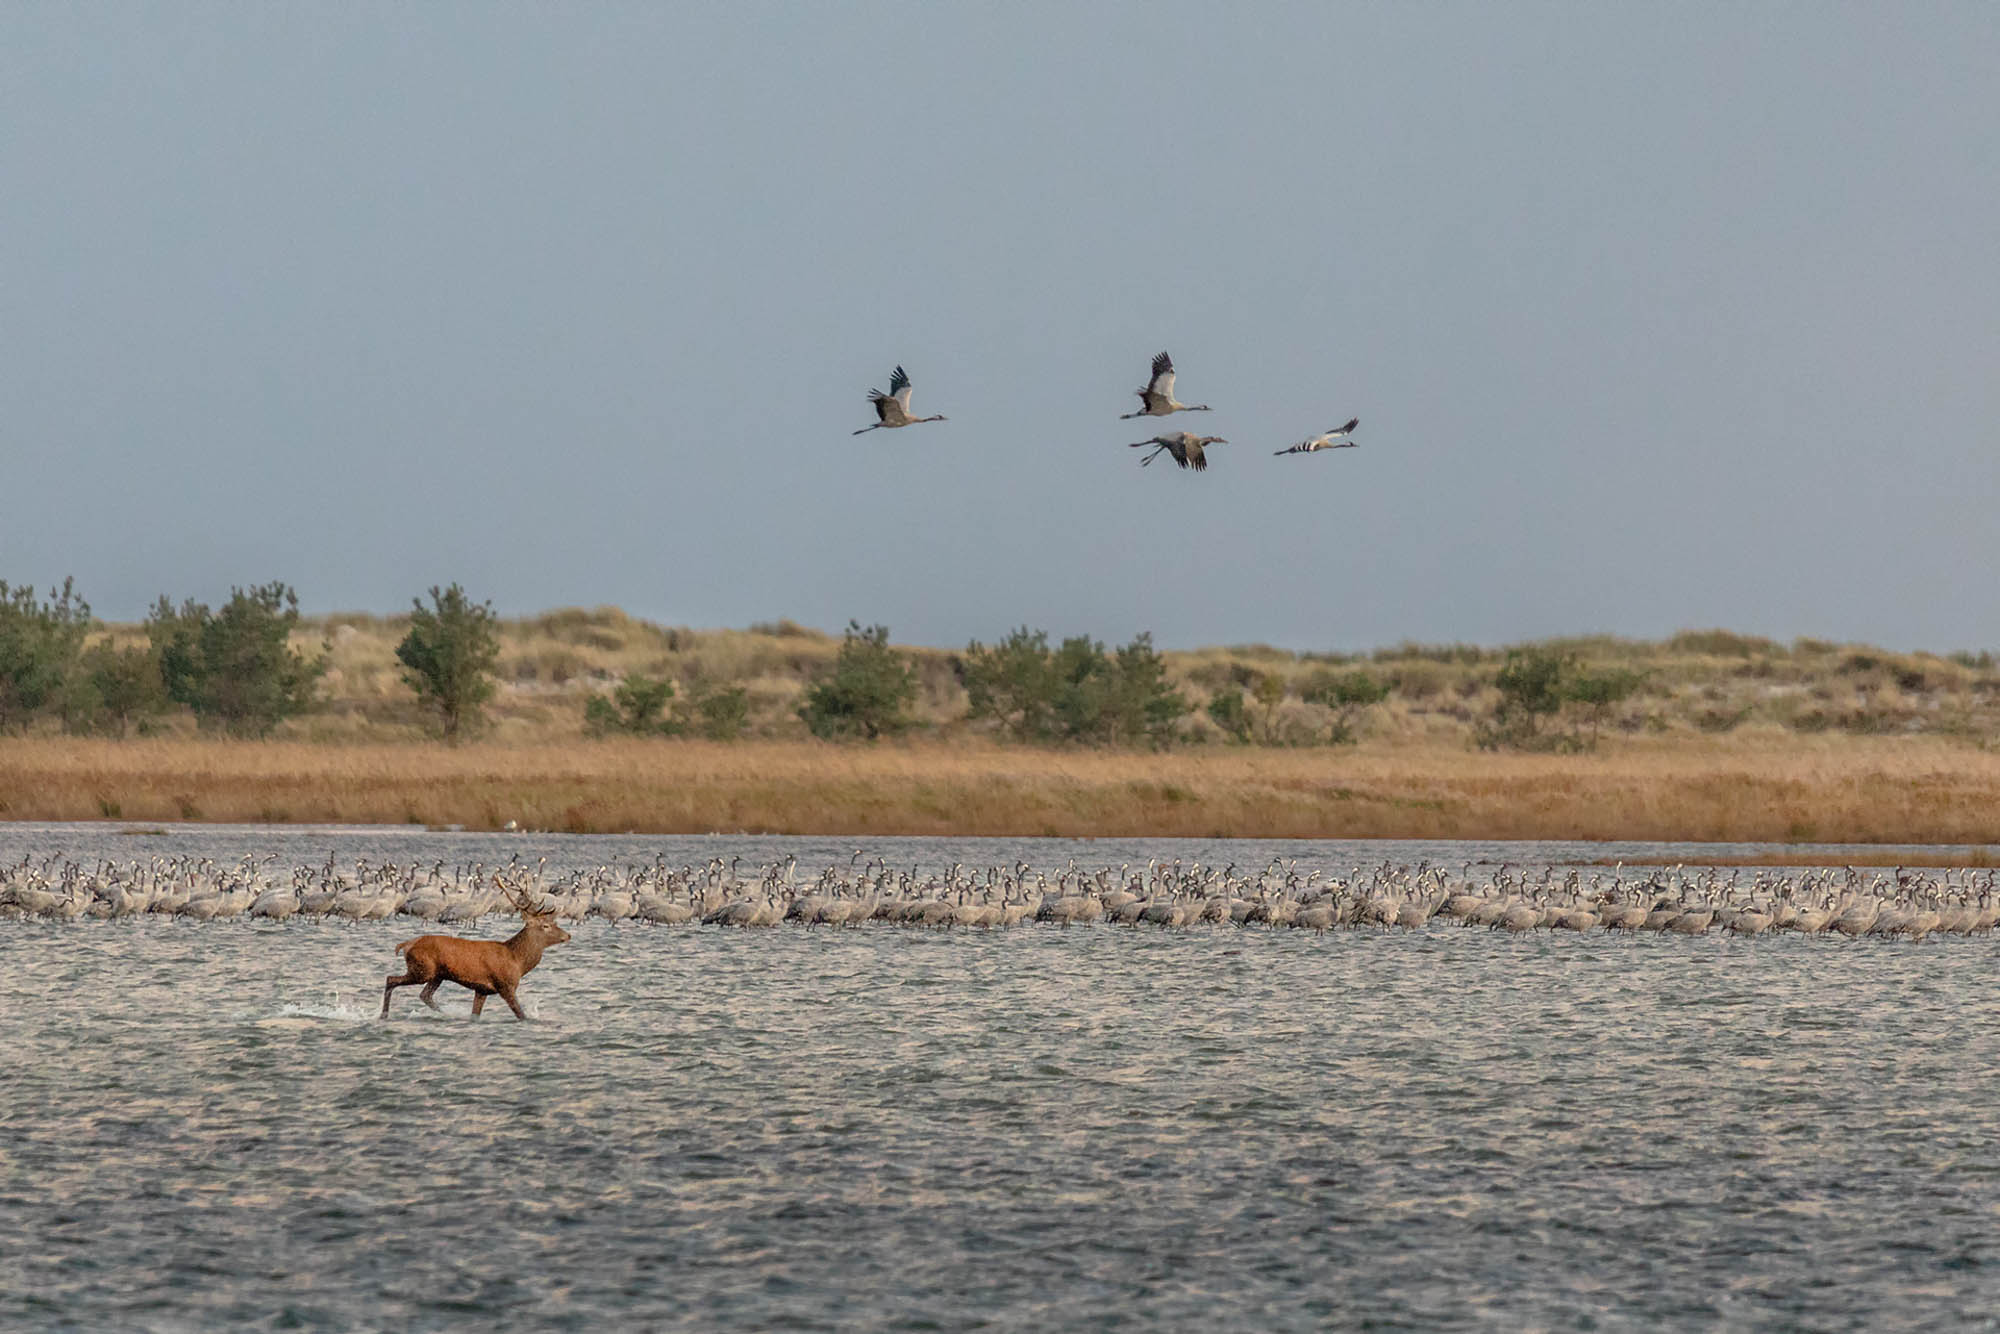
(5, 736), (2000, 844)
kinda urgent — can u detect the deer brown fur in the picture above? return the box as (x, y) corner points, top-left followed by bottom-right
(381, 880), (570, 1020)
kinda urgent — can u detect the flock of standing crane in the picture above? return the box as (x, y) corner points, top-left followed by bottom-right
(7, 850), (1996, 941)
(855, 351), (1361, 474)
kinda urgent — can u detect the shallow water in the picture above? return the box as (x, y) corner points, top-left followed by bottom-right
(8, 828), (2000, 1330)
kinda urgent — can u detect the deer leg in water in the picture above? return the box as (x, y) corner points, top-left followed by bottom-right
(419, 981), (442, 1011)
(497, 982), (527, 1020)
(382, 972), (416, 1018)
(470, 992), (487, 1017)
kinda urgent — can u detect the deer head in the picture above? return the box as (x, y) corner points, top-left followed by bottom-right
(496, 873), (571, 945)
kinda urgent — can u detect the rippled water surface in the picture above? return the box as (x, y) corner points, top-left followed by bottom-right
(8, 827), (2000, 1330)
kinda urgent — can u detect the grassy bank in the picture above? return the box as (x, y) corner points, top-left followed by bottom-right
(63, 609), (2000, 747)
(7, 734), (2000, 845)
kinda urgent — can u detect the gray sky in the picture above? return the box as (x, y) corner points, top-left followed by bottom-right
(6, 4), (1997, 652)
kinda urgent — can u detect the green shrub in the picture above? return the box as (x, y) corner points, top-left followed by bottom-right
(0, 577), (93, 732)
(147, 582), (327, 736)
(1206, 689), (1252, 741)
(1105, 633), (1189, 747)
(962, 627), (1057, 741)
(963, 628), (1187, 746)
(1476, 647), (1575, 749)
(1048, 635), (1111, 742)
(585, 674), (676, 736)
(395, 584), (500, 740)
(1567, 667), (1645, 746)
(79, 641), (168, 737)
(1301, 669), (1389, 744)
(1046, 633), (1189, 747)
(1300, 669), (1389, 710)
(798, 622), (918, 740)
(685, 680), (749, 740)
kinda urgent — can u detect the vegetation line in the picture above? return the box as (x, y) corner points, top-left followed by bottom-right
(5, 581), (1998, 750)
(6, 736), (2000, 844)
(6, 578), (2000, 840)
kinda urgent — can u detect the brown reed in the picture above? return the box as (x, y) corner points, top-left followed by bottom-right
(5, 734), (2000, 845)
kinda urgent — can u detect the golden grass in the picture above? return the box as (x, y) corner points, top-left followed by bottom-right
(8, 733), (2000, 844)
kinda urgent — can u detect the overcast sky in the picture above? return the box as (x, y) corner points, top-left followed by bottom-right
(6, 4), (1997, 652)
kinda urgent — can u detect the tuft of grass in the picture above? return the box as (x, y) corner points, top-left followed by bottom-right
(1669, 629), (1781, 658)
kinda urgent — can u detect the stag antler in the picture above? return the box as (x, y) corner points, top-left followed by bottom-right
(495, 870), (553, 920)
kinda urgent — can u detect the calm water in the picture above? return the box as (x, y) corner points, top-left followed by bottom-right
(7, 827), (2000, 1331)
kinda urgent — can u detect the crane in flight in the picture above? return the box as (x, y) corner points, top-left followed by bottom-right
(1130, 431), (1227, 472)
(853, 366), (947, 434)
(1273, 418), (1360, 456)
(1120, 351), (1211, 419)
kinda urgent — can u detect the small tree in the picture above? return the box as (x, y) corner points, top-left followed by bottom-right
(0, 578), (93, 732)
(798, 622), (917, 740)
(1567, 667), (1645, 747)
(584, 674), (676, 736)
(396, 584), (501, 740)
(80, 641), (168, 737)
(148, 582), (327, 736)
(1302, 669), (1389, 745)
(962, 627), (1185, 747)
(1479, 647), (1576, 750)
(1105, 633), (1189, 747)
(962, 627), (1057, 741)
(1049, 634), (1113, 742)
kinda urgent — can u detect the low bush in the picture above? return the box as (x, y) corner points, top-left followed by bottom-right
(585, 674), (677, 736)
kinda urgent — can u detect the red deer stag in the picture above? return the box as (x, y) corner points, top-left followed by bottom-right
(381, 876), (571, 1020)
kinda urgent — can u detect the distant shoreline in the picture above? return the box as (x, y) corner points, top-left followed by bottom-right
(5, 735), (1999, 848)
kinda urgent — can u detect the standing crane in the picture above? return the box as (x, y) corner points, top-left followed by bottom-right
(852, 366), (947, 434)
(1273, 418), (1360, 456)
(1119, 351), (1211, 419)
(1129, 431), (1227, 472)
